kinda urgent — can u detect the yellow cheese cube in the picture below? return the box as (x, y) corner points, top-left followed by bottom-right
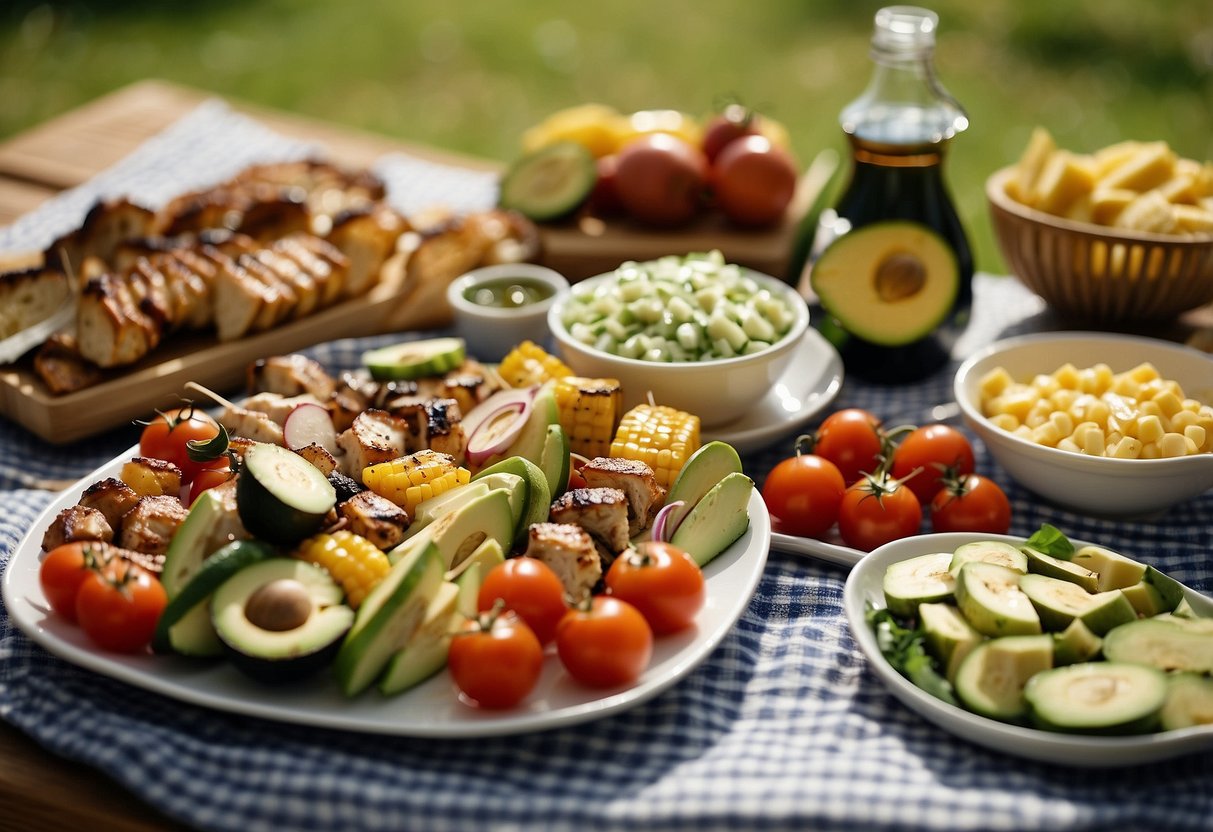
(1011, 126), (1056, 204)
(1114, 191), (1178, 233)
(1136, 414), (1165, 444)
(1032, 151), (1097, 215)
(1184, 424), (1207, 451)
(1093, 140), (1143, 178)
(1110, 436), (1143, 459)
(978, 366), (1014, 399)
(1173, 205), (1213, 233)
(1157, 174), (1199, 204)
(1090, 188), (1138, 224)
(1098, 141), (1176, 192)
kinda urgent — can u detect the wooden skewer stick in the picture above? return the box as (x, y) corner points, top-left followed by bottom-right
(184, 381), (239, 411)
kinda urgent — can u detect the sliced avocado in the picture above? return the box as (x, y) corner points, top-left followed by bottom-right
(475, 472), (528, 534)
(953, 635), (1053, 723)
(363, 336), (466, 381)
(1174, 598), (1201, 619)
(918, 602), (982, 682)
(153, 540), (274, 657)
(1120, 581), (1167, 618)
(403, 482), (491, 541)
(1071, 545), (1147, 592)
(882, 552), (955, 618)
(540, 423), (571, 498)
(1022, 546), (1099, 593)
(333, 541), (444, 697)
(954, 562), (1041, 637)
(211, 558), (355, 684)
(1018, 573), (1135, 635)
(1143, 565), (1186, 612)
(445, 537), (505, 588)
(498, 141), (597, 222)
(669, 471), (753, 568)
(500, 382), (559, 469)
(1103, 617), (1213, 673)
(949, 541), (1027, 576)
(161, 489), (239, 598)
(810, 220), (959, 347)
(389, 488), (515, 571)
(378, 581), (460, 696)
(473, 456), (551, 548)
(1025, 662), (1166, 735)
(1051, 618), (1102, 666)
(664, 441), (744, 531)
(1160, 673), (1213, 731)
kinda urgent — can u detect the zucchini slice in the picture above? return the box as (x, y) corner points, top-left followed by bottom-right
(237, 442), (336, 545)
(1025, 662), (1167, 735)
(362, 337), (466, 381)
(498, 141), (597, 222)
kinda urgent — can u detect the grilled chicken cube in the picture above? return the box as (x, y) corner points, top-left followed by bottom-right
(120, 457), (183, 498)
(242, 392), (325, 426)
(33, 333), (103, 395)
(581, 457), (666, 537)
(41, 505), (113, 551)
(296, 442), (338, 476)
(247, 354), (336, 400)
(118, 495), (189, 557)
(337, 490), (410, 550)
(77, 477), (141, 532)
(337, 408), (408, 482)
(327, 204), (407, 297)
(76, 273), (160, 367)
(226, 435), (257, 462)
(524, 522), (602, 603)
(218, 404), (286, 445)
(386, 397), (467, 464)
(549, 487), (631, 560)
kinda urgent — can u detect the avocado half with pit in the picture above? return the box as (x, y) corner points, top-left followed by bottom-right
(811, 220), (959, 347)
(210, 558), (354, 684)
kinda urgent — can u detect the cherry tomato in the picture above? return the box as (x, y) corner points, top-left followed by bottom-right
(605, 542), (705, 635)
(702, 103), (761, 162)
(812, 409), (884, 485)
(837, 473), (922, 552)
(614, 133), (708, 226)
(187, 461), (234, 506)
(556, 596), (653, 688)
(448, 608), (543, 709)
(587, 154), (625, 215)
(711, 134), (798, 227)
(890, 424), (976, 504)
(138, 406), (220, 481)
(39, 542), (115, 623)
(930, 474), (1012, 535)
(478, 557), (568, 645)
(74, 560), (167, 653)
(761, 451), (846, 538)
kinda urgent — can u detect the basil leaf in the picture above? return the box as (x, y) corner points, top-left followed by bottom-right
(187, 424), (230, 462)
(1024, 523), (1074, 560)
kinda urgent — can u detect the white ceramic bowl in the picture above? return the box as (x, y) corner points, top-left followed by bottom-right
(547, 268), (810, 427)
(845, 531), (1213, 767)
(447, 263), (570, 362)
(954, 332), (1213, 517)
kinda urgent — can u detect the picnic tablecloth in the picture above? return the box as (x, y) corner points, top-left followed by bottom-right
(1, 102), (1211, 831)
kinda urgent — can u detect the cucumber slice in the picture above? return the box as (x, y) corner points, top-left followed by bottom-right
(882, 552), (955, 618)
(949, 541), (1027, 576)
(1160, 673), (1213, 731)
(1071, 545), (1147, 592)
(954, 635), (1053, 722)
(498, 141), (597, 222)
(1143, 565), (1186, 613)
(919, 603), (983, 681)
(954, 562), (1041, 637)
(363, 337), (466, 381)
(1103, 617), (1213, 673)
(152, 540), (275, 657)
(1025, 662), (1167, 735)
(237, 442), (336, 545)
(1022, 545), (1099, 593)
(1018, 574), (1136, 635)
(1051, 619), (1102, 666)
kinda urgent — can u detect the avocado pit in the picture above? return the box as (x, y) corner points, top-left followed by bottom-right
(875, 251), (927, 302)
(245, 578), (314, 632)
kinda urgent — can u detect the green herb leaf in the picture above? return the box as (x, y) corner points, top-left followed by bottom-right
(1024, 523), (1074, 560)
(865, 604), (957, 706)
(186, 424), (230, 463)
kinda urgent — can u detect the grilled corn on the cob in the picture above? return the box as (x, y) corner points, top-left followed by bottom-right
(609, 403), (700, 488)
(554, 376), (622, 458)
(498, 340), (572, 387)
(295, 530), (390, 609)
(362, 449), (472, 514)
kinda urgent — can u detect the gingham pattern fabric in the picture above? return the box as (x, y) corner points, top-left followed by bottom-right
(1, 275), (1211, 832)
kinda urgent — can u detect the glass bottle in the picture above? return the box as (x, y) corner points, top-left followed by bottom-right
(807, 5), (973, 383)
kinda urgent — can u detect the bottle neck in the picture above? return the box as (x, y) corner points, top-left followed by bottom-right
(841, 51), (967, 146)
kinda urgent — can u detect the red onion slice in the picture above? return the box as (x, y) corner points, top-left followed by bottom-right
(466, 400), (532, 467)
(651, 500), (687, 543)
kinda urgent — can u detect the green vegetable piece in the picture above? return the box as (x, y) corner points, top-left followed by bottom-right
(1024, 524), (1074, 560)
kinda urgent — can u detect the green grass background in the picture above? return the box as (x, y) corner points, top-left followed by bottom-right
(2, 0), (1211, 274)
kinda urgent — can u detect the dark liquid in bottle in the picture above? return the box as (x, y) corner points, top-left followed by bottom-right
(814, 134), (974, 383)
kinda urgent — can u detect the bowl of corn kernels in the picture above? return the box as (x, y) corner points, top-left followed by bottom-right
(954, 332), (1213, 516)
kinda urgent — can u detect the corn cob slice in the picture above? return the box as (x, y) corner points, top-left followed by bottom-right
(362, 449), (471, 515)
(609, 403), (701, 488)
(555, 376), (623, 458)
(498, 340), (572, 387)
(294, 530), (391, 609)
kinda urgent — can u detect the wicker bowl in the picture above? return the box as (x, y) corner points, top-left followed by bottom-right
(986, 166), (1213, 323)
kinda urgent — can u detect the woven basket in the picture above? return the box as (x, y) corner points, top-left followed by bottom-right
(986, 166), (1213, 323)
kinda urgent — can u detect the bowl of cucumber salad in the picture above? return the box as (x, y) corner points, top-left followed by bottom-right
(844, 529), (1213, 766)
(548, 251), (809, 427)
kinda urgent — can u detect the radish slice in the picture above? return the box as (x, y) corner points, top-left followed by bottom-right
(283, 403), (339, 455)
(466, 401), (531, 467)
(651, 500), (687, 543)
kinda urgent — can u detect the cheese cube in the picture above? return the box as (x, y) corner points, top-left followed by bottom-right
(1099, 141), (1176, 192)
(1032, 151), (1097, 215)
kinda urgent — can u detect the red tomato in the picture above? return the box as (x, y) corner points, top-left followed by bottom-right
(138, 406), (221, 481)
(604, 542), (705, 635)
(711, 134), (798, 227)
(812, 409), (884, 485)
(448, 609), (543, 709)
(930, 474), (1012, 535)
(187, 461), (234, 506)
(74, 560), (167, 653)
(761, 452), (846, 538)
(478, 557), (568, 645)
(890, 424), (976, 504)
(588, 154), (624, 215)
(837, 473), (923, 552)
(556, 596), (653, 688)
(702, 103), (761, 162)
(614, 133), (708, 226)
(39, 542), (115, 623)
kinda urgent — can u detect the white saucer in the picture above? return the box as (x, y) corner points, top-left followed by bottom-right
(703, 328), (844, 455)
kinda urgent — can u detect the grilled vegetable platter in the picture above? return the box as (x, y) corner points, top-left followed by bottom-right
(3, 337), (770, 737)
(843, 530), (1213, 767)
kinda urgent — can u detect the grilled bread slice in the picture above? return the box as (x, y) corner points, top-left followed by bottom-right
(0, 266), (71, 340)
(76, 273), (161, 367)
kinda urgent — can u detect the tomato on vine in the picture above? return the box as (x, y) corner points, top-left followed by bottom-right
(807, 408), (883, 485)
(448, 605), (543, 709)
(138, 404), (223, 481)
(761, 439), (846, 538)
(39, 542), (115, 623)
(890, 424), (976, 504)
(605, 542), (705, 635)
(837, 470), (923, 552)
(74, 560), (167, 653)
(930, 473), (1012, 535)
